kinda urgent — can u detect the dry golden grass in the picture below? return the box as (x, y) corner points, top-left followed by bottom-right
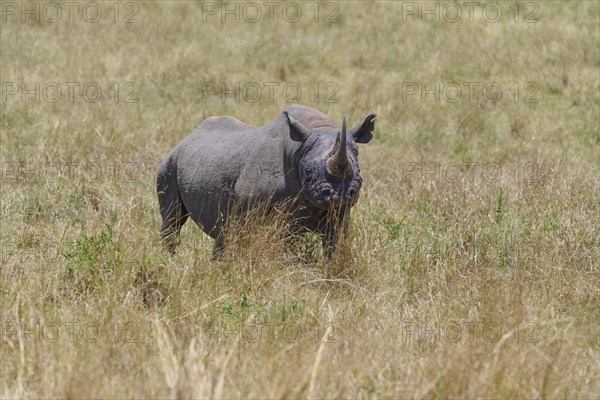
(1, 1), (599, 398)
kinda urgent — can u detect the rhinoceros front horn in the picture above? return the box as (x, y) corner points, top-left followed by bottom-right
(327, 116), (349, 177)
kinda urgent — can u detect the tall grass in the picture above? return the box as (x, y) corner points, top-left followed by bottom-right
(1, 1), (599, 397)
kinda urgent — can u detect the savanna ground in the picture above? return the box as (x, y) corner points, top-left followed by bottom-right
(1, 0), (599, 398)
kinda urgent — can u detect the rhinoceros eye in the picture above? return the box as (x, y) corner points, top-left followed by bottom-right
(304, 167), (312, 176)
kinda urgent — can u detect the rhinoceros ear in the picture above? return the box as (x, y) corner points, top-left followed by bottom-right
(283, 111), (311, 142)
(349, 114), (377, 144)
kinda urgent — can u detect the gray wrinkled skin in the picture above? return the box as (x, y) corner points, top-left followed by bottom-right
(157, 104), (376, 259)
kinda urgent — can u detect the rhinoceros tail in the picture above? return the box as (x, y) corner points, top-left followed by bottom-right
(157, 151), (189, 254)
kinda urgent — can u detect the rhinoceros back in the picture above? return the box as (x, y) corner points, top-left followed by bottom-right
(174, 115), (283, 237)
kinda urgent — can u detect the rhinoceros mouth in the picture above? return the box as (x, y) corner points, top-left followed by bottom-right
(301, 176), (361, 210)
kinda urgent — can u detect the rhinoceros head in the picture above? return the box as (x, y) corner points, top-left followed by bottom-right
(284, 111), (376, 210)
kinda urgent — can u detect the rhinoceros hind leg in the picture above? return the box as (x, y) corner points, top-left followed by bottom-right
(158, 158), (189, 254)
(211, 235), (226, 261)
(160, 212), (188, 255)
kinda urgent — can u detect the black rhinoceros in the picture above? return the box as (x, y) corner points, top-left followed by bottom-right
(157, 104), (376, 259)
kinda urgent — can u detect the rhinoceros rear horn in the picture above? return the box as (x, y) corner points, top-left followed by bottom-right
(328, 116), (349, 177)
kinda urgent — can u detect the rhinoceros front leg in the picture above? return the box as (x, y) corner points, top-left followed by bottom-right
(321, 207), (350, 259)
(210, 209), (230, 261)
